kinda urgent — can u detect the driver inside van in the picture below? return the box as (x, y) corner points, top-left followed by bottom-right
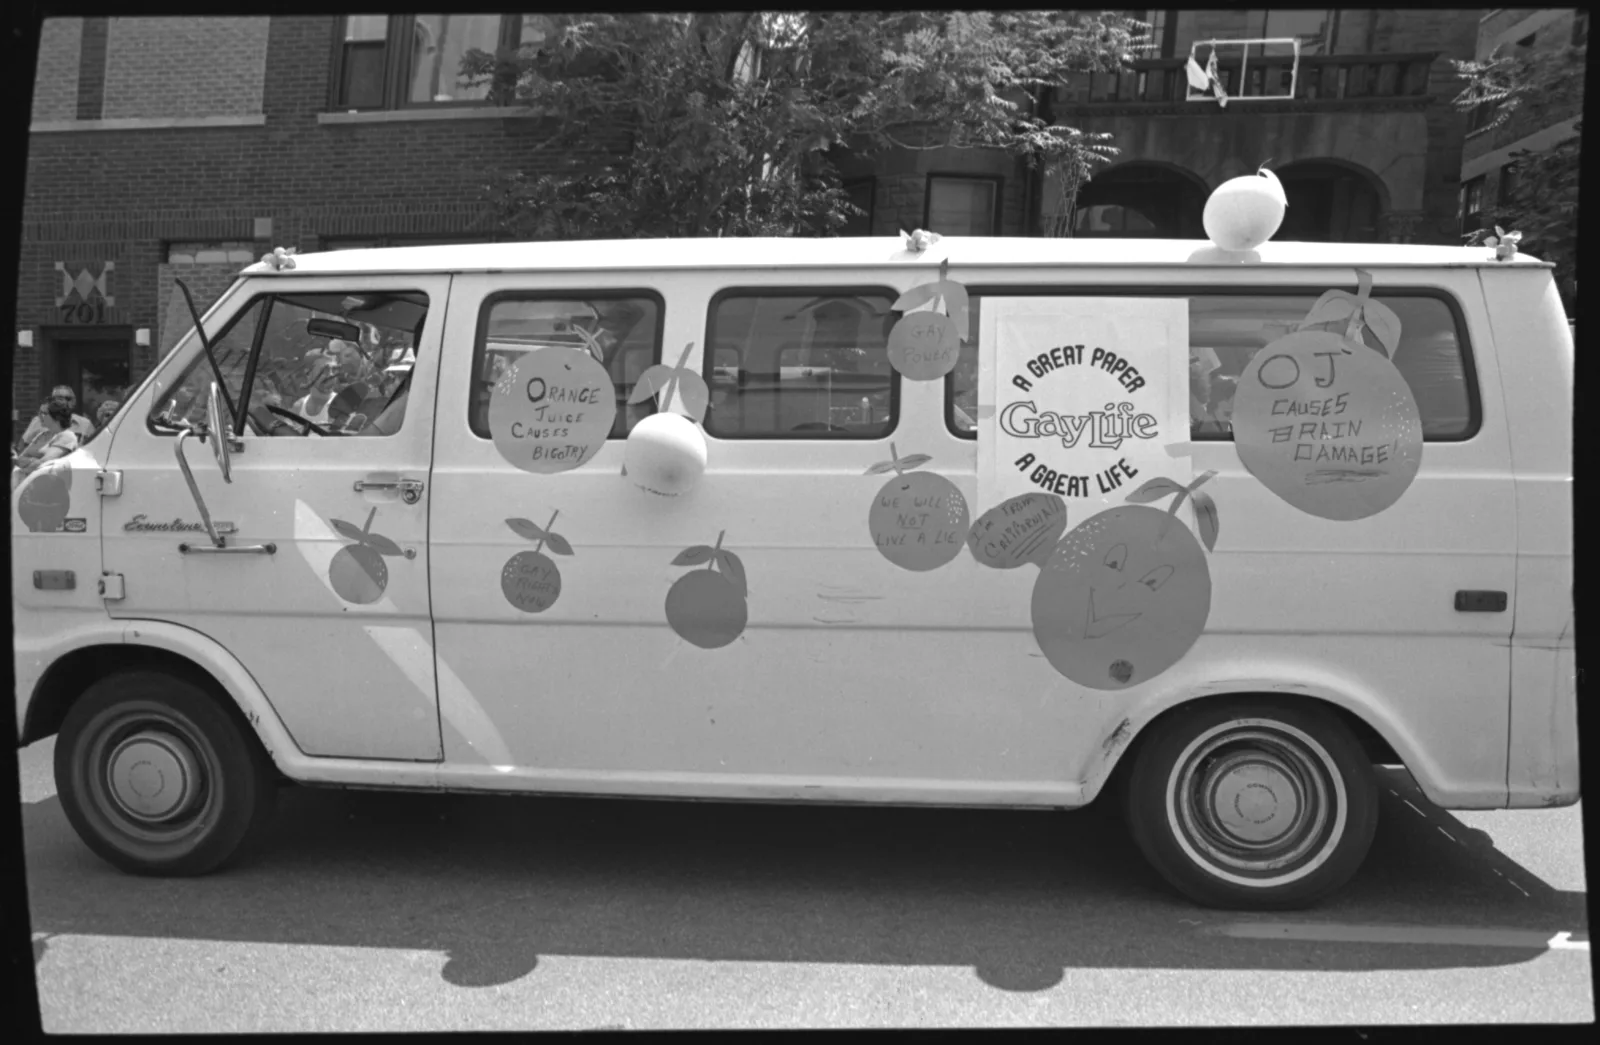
(292, 356), (342, 426)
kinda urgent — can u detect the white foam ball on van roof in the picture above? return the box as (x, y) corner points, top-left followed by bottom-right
(1203, 169), (1287, 253)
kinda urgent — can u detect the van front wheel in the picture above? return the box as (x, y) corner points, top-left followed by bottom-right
(1123, 702), (1378, 909)
(54, 670), (277, 876)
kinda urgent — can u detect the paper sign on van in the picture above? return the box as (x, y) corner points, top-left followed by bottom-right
(979, 297), (1191, 511)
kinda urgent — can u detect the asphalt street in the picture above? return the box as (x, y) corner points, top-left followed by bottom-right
(18, 737), (1592, 1030)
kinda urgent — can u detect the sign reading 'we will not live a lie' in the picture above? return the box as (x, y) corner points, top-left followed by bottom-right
(978, 298), (1191, 513)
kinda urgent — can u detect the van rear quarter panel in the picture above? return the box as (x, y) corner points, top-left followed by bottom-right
(1482, 268), (1578, 805)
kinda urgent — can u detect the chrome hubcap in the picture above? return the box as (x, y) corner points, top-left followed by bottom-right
(1172, 725), (1337, 878)
(1201, 750), (1302, 845)
(106, 730), (203, 823)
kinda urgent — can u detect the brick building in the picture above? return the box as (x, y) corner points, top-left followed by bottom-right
(1458, 8), (1586, 234)
(17, 11), (1484, 440)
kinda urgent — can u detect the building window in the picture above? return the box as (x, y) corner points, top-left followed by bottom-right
(1459, 175), (1485, 232)
(925, 176), (1000, 237)
(1074, 204), (1159, 235)
(702, 288), (899, 439)
(1466, 98), (1500, 133)
(1496, 163), (1519, 207)
(331, 14), (549, 111)
(1248, 9), (1336, 56)
(1121, 10), (1171, 57)
(841, 179), (875, 236)
(166, 241), (257, 264)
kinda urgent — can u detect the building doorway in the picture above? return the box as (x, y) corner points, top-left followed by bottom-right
(51, 334), (132, 422)
(1274, 162), (1385, 242)
(1072, 163), (1209, 237)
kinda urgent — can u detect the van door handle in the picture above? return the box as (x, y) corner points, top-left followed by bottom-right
(1455, 590), (1507, 612)
(353, 476), (425, 504)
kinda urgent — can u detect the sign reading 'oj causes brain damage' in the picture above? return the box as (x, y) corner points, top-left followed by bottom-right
(979, 298), (1191, 512)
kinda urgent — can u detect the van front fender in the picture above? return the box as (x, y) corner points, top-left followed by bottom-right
(98, 620), (443, 789)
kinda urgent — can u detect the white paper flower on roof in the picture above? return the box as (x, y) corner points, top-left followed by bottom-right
(1483, 226), (1522, 262)
(261, 246), (297, 270)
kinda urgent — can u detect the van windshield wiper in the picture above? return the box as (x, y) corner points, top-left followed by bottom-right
(173, 278), (240, 430)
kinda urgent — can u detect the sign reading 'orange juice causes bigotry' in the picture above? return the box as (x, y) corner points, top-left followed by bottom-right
(978, 298), (1191, 512)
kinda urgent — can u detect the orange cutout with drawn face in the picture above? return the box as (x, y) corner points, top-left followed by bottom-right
(1031, 504), (1212, 690)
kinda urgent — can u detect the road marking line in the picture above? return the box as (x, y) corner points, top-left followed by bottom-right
(1206, 922), (1589, 951)
(1435, 826), (1456, 841)
(1402, 798), (1427, 816)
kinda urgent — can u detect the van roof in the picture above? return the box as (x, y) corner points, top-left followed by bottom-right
(243, 236), (1548, 276)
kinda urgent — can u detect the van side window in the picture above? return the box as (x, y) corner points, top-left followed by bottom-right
(150, 290), (429, 438)
(469, 293), (663, 440)
(703, 288), (899, 438)
(947, 291), (1478, 442)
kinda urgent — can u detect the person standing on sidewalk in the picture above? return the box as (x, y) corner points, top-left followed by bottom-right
(19, 386), (93, 448)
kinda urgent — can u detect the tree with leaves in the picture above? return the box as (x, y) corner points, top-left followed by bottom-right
(459, 12), (1148, 240)
(1451, 41), (1583, 316)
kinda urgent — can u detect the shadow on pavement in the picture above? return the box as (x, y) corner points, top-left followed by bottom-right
(23, 767), (1587, 992)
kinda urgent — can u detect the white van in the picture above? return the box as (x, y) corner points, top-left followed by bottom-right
(12, 235), (1575, 909)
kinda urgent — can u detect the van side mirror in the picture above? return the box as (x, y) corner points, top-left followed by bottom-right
(206, 382), (232, 483)
(167, 385), (275, 556)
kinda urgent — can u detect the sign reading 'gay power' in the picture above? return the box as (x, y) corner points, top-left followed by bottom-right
(979, 298), (1191, 512)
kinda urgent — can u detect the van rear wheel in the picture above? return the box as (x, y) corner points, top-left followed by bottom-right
(54, 670), (277, 876)
(1123, 701), (1378, 909)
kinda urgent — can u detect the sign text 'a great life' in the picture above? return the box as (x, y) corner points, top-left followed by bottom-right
(1004, 344), (1161, 498)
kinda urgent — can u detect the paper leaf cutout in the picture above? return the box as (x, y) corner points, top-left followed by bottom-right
(934, 280), (970, 329)
(675, 371), (711, 424)
(1360, 298), (1402, 359)
(1124, 477), (1186, 504)
(865, 459), (898, 475)
(365, 533), (405, 557)
(506, 518), (546, 542)
(898, 453), (932, 471)
(1300, 290), (1357, 329)
(715, 549), (747, 598)
(543, 532), (575, 557)
(331, 519), (367, 543)
(673, 545), (716, 566)
(628, 364), (675, 405)
(892, 283), (942, 313)
(1190, 490), (1219, 553)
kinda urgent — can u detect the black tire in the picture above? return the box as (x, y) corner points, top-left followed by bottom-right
(1122, 700), (1378, 910)
(54, 669), (278, 876)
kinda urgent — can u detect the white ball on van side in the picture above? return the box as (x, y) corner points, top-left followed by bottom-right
(624, 413), (708, 497)
(1203, 168), (1287, 252)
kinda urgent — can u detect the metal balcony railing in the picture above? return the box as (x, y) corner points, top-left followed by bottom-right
(1057, 52), (1437, 107)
